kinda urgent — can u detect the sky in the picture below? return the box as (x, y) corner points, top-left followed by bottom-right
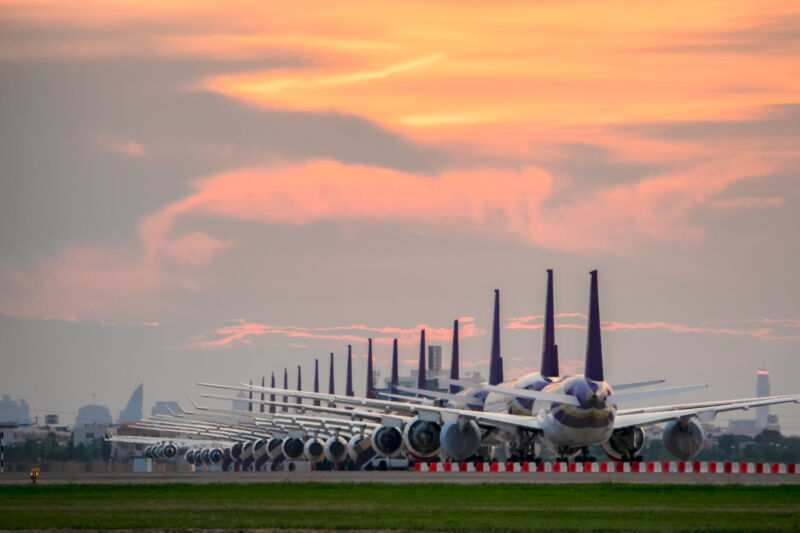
(1, 1), (799, 432)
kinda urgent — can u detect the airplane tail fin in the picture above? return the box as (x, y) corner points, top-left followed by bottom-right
(313, 359), (320, 406)
(417, 329), (427, 389)
(366, 338), (375, 399)
(391, 339), (399, 395)
(329, 353), (335, 394)
(488, 289), (504, 385)
(541, 269), (559, 378)
(584, 270), (604, 381)
(450, 319), (460, 394)
(346, 345), (354, 397)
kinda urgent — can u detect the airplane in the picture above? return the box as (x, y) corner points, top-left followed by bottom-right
(204, 270), (800, 464)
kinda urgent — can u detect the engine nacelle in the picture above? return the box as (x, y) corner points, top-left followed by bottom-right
(252, 439), (267, 460)
(663, 418), (704, 461)
(266, 437), (284, 460)
(371, 425), (403, 458)
(229, 442), (243, 461)
(440, 420), (481, 461)
(152, 444), (165, 459)
(162, 443), (178, 459)
(602, 426), (646, 461)
(282, 437), (305, 460)
(200, 448), (211, 465)
(348, 434), (376, 466)
(303, 437), (325, 462)
(208, 447), (223, 464)
(402, 417), (442, 460)
(144, 446), (154, 459)
(240, 441), (254, 461)
(324, 436), (348, 463)
(185, 450), (195, 464)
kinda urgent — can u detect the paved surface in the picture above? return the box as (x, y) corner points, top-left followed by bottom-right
(2, 470), (799, 485)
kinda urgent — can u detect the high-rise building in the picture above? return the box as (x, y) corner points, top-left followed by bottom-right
(756, 367), (771, 429)
(117, 384), (143, 424)
(428, 345), (442, 371)
(0, 395), (31, 424)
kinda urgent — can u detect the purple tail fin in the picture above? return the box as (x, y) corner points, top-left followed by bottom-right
(296, 366), (302, 405)
(269, 373), (275, 414)
(450, 319), (460, 394)
(329, 353), (335, 394)
(488, 289), (504, 385)
(260, 377), (265, 413)
(346, 345), (354, 396)
(366, 338), (375, 399)
(282, 368), (288, 411)
(391, 339), (399, 395)
(541, 269), (559, 378)
(417, 329), (426, 389)
(584, 270), (604, 381)
(314, 359), (320, 406)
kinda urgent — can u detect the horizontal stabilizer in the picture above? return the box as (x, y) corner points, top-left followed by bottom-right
(613, 383), (708, 405)
(612, 379), (666, 391)
(395, 385), (485, 407)
(441, 378), (581, 407)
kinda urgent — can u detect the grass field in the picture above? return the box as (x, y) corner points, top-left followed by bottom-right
(2, 483), (799, 531)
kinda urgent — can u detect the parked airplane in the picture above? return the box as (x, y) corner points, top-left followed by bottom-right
(205, 270), (800, 463)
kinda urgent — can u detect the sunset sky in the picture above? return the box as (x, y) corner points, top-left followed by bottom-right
(1, 1), (798, 431)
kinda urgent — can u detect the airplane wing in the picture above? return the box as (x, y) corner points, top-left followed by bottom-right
(201, 381), (542, 431)
(614, 394), (800, 428)
(394, 385), (485, 407)
(440, 378), (581, 406)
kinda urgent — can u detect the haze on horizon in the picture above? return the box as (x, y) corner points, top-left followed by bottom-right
(0, 1), (798, 432)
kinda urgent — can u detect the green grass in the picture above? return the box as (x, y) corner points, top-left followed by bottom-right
(1, 483), (799, 531)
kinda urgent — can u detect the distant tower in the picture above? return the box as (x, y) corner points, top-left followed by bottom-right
(428, 345), (442, 371)
(756, 365), (771, 429)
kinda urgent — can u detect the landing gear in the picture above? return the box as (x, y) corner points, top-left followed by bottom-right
(574, 447), (596, 463)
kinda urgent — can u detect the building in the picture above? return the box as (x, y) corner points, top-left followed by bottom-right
(728, 366), (780, 436)
(0, 395), (31, 425)
(378, 345), (485, 396)
(73, 423), (110, 445)
(117, 384), (143, 424)
(75, 404), (113, 428)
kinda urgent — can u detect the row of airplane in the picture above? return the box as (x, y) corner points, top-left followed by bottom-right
(111, 270), (800, 470)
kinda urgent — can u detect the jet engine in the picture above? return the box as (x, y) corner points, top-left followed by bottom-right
(440, 420), (481, 461)
(229, 442), (244, 462)
(303, 437), (326, 462)
(144, 446), (154, 459)
(282, 437), (305, 460)
(200, 448), (211, 465)
(185, 450), (195, 464)
(602, 426), (645, 461)
(266, 437), (284, 460)
(347, 434), (376, 467)
(402, 417), (442, 460)
(162, 443), (178, 459)
(152, 444), (164, 459)
(324, 436), (348, 463)
(371, 425), (403, 458)
(663, 418), (704, 461)
(208, 448), (223, 464)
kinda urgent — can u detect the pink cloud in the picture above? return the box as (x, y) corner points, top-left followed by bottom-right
(181, 318), (485, 350)
(137, 153), (782, 263)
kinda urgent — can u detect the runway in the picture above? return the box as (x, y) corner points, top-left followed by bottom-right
(2, 470), (798, 485)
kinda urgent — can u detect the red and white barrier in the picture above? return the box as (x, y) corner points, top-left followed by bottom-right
(415, 461), (800, 474)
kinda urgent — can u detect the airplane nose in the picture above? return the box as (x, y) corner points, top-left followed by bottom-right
(587, 393), (603, 409)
